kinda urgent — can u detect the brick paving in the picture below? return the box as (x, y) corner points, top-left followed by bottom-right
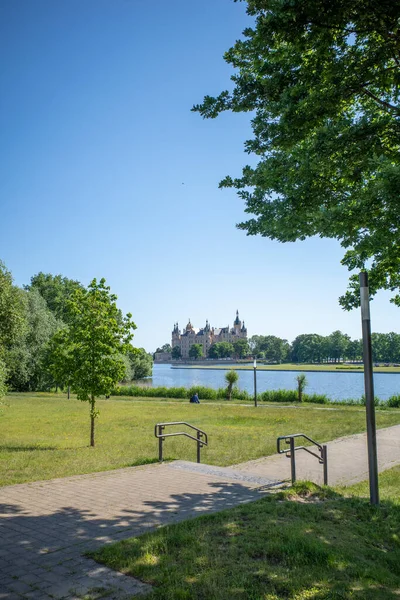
(1, 424), (399, 599)
(0, 463), (277, 599)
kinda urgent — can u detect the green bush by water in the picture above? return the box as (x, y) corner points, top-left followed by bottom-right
(112, 384), (252, 401)
(112, 385), (398, 407)
(388, 394), (400, 408)
(259, 389), (329, 404)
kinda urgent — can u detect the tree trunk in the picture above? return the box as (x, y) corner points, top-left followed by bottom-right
(67, 386), (70, 399)
(90, 396), (95, 447)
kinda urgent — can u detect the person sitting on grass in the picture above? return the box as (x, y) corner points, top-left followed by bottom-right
(190, 392), (200, 404)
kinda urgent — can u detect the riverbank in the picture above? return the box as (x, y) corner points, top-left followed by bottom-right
(171, 362), (400, 374)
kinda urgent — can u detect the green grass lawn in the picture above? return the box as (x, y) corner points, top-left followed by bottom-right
(91, 467), (400, 599)
(1, 393), (400, 487)
(177, 362), (400, 373)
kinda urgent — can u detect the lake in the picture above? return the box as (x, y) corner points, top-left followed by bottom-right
(141, 364), (400, 402)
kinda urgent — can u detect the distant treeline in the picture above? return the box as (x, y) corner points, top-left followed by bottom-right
(250, 332), (400, 364)
(0, 262), (152, 393)
(166, 332), (400, 364)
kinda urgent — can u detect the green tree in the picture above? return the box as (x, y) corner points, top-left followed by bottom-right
(345, 339), (363, 362)
(0, 358), (7, 400)
(261, 336), (290, 363)
(48, 278), (136, 447)
(328, 331), (350, 363)
(219, 342), (234, 358)
(385, 333), (400, 363)
(208, 344), (220, 359)
(128, 348), (153, 379)
(233, 339), (249, 359)
(0, 261), (27, 353)
(208, 342), (234, 359)
(194, 1), (400, 307)
(296, 374), (307, 403)
(6, 289), (60, 391)
(225, 369), (239, 400)
(189, 344), (203, 360)
(290, 334), (325, 363)
(249, 335), (289, 362)
(26, 272), (84, 323)
(158, 343), (172, 354)
(172, 345), (182, 360)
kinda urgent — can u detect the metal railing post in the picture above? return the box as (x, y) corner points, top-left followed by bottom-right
(197, 431), (201, 463)
(290, 437), (296, 484)
(322, 445), (328, 485)
(158, 425), (164, 462)
(154, 422), (208, 463)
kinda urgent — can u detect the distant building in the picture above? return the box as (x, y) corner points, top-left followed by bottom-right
(154, 351), (172, 363)
(172, 311), (247, 359)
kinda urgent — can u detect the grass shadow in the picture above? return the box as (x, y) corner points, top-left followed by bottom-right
(0, 445), (58, 452)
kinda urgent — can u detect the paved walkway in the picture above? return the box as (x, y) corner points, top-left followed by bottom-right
(0, 424), (399, 600)
(233, 424), (400, 486)
(0, 464), (277, 600)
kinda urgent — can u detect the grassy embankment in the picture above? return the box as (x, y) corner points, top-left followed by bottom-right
(174, 362), (400, 373)
(1, 392), (400, 486)
(91, 466), (400, 599)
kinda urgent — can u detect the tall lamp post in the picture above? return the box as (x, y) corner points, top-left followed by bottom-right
(360, 272), (379, 505)
(253, 358), (258, 408)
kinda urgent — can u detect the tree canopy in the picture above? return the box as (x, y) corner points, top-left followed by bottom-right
(6, 289), (60, 391)
(249, 335), (290, 362)
(0, 261), (27, 351)
(208, 342), (234, 359)
(127, 348), (153, 379)
(189, 344), (203, 359)
(194, 0), (400, 308)
(171, 346), (182, 360)
(233, 338), (250, 358)
(26, 272), (84, 323)
(48, 278), (136, 446)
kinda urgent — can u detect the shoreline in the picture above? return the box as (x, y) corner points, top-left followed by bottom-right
(170, 365), (400, 375)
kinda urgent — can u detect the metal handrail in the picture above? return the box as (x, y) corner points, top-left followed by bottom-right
(155, 422), (208, 463)
(277, 433), (328, 485)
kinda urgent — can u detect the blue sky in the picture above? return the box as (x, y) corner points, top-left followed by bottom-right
(1, 0), (398, 352)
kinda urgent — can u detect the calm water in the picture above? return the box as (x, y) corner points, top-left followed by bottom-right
(142, 364), (400, 402)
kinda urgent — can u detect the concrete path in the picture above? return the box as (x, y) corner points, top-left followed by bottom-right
(232, 424), (400, 486)
(0, 424), (399, 600)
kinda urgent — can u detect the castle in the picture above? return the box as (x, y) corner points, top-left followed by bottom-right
(172, 311), (247, 359)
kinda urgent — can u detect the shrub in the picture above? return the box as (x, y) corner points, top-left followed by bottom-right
(188, 386), (217, 400)
(260, 389), (297, 403)
(225, 370), (239, 400)
(387, 395), (400, 408)
(360, 394), (381, 407)
(304, 393), (329, 405)
(296, 373), (307, 402)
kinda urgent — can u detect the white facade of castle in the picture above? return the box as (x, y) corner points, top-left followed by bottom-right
(172, 311), (247, 359)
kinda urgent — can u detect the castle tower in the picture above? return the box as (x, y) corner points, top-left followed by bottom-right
(171, 322), (180, 349)
(184, 319), (193, 333)
(233, 310), (241, 333)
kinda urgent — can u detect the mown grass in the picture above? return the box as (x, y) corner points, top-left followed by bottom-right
(91, 467), (400, 599)
(1, 393), (400, 487)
